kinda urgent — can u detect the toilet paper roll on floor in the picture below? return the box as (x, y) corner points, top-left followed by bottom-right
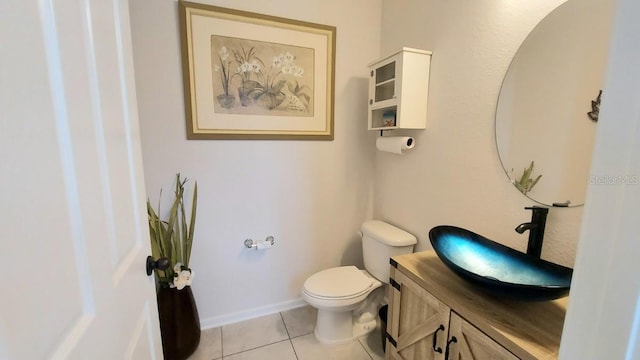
(376, 136), (415, 155)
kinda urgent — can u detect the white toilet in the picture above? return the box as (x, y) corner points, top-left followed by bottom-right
(302, 220), (417, 345)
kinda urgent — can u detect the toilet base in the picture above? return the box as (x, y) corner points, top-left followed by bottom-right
(314, 308), (378, 345)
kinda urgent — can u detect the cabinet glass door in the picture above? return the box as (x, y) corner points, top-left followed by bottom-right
(374, 61), (396, 102)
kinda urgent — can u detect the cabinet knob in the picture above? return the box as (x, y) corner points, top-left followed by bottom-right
(370, 70), (374, 77)
(369, 99), (373, 105)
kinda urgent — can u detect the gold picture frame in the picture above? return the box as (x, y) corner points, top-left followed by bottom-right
(179, 1), (336, 140)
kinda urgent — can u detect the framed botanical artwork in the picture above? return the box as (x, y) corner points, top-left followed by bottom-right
(178, 1), (336, 140)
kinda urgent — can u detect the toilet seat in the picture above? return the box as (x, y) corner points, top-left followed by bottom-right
(303, 266), (376, 299)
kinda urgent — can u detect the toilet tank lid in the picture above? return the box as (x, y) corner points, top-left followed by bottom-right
(361, 220), (417, 246)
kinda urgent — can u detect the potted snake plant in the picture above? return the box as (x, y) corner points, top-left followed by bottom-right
(147, 173), (200, 360)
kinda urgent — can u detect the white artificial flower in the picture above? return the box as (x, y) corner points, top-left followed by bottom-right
(174, 269), (194, 290)
(173, 262), (183, 273)
(174, 276), (186, 290)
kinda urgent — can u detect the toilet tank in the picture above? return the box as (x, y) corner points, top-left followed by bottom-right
(361, 220), (417, 283)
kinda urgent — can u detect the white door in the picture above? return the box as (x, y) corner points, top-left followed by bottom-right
(0, 0), (163, 359)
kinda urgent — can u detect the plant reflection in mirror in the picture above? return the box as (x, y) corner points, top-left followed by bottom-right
(511, 161), (542, 195)
(588, 89), (602, 122)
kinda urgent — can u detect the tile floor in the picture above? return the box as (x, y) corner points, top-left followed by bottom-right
(188, 305), (386, 360)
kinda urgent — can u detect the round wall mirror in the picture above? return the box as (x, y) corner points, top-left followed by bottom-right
(495, 0), (614, 207)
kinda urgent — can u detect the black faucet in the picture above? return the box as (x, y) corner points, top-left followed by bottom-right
(515, 206), (549, 258)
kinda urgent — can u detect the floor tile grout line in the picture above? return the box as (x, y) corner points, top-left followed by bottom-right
(220, 326), (224, 359)
(280, 312), (292, 339)
(280, 312), (300, 360)
(221, 338), (292, 358)
(289, 338), (300, 360)
(289, 331), (313, 340)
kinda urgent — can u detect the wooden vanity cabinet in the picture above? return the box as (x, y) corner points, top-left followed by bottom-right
(386, 267), (517, 360)
(385, 251), (567, 360)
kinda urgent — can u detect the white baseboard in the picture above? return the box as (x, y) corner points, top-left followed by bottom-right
(199, 298), (308, 329)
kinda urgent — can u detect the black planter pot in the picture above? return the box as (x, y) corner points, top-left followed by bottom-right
(157, 286), (201, 360)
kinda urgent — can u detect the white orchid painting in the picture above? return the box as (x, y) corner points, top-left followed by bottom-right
(210, 35), (314, 116)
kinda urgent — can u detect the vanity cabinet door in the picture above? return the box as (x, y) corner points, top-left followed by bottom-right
(446, 312), (520, 360)
(386, 268), (451, 360)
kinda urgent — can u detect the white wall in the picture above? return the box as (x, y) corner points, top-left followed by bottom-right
(375, 0), (600, 267)
(560, 0), (640, 356)
(129, 0), (381, 326)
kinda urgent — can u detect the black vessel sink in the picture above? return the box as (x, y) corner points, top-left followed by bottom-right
(429, 225), (573, 301)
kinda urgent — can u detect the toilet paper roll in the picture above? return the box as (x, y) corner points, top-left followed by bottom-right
(256, 239), (272, 250)
(376, 136), (415, 155)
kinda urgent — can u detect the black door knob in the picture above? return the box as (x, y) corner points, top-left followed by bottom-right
(146, 256), (170, 276)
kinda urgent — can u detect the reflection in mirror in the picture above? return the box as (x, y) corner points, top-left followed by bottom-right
(587, 90), (602, 122)
(495, 0), (615, 207)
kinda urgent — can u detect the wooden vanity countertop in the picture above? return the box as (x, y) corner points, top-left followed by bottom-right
(392, 251), (568, 360)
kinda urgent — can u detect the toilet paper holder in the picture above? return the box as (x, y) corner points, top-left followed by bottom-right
(244, 236), (275, 249)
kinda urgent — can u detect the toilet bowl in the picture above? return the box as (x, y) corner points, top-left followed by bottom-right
(301, 220), (417, 345)
(302, 266), (382, 344)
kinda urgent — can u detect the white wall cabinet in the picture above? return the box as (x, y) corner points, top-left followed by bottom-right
(385, 251), (567, 360)
(368, 48), (431, 130)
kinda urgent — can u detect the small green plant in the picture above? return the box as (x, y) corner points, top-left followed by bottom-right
(512, 161), (542, 195)
(147, 174), (197, 289)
